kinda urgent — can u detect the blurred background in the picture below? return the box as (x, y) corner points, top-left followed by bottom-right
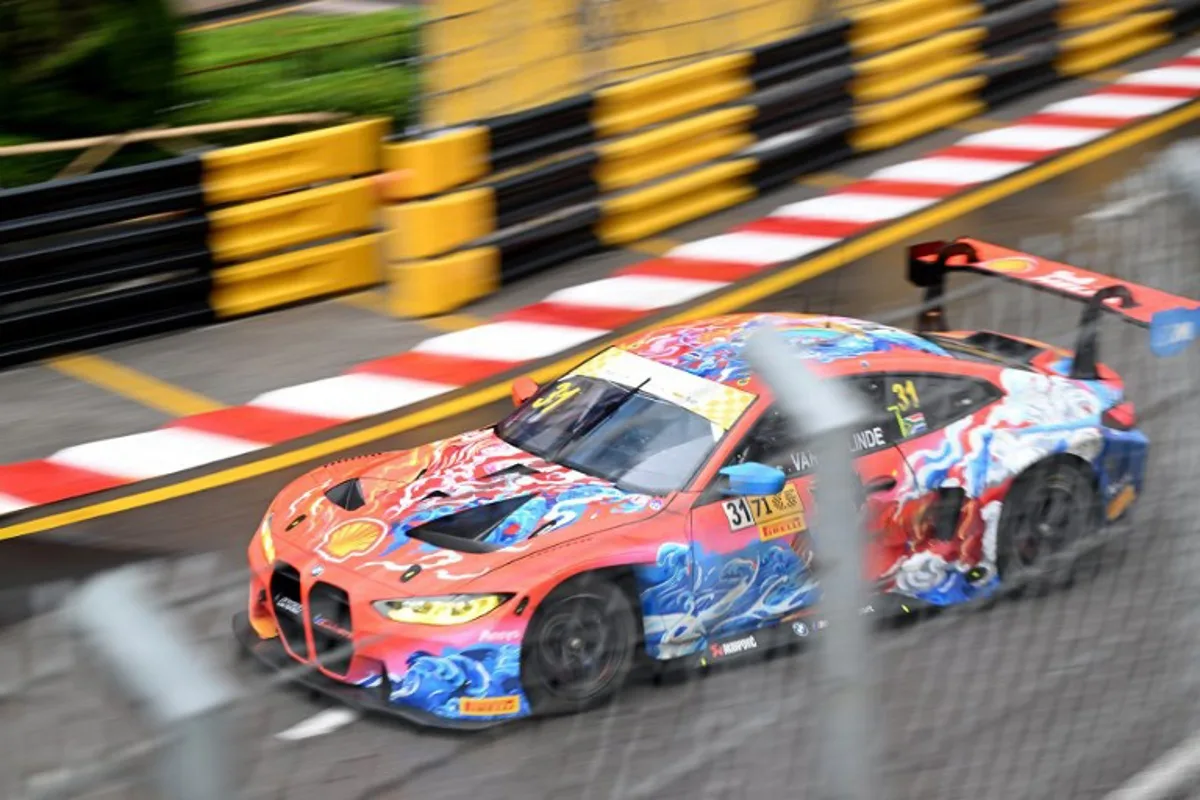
(2, 1), (1200, 798)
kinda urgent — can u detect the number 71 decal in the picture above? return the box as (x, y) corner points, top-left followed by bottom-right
(721, 484), (806, 541)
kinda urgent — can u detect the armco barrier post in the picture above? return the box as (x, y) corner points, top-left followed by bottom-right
(67, 566), (239, 800)
(743, 327), (883, 800)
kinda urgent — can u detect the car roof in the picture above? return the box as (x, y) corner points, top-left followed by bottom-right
(616, 312), (954, 387)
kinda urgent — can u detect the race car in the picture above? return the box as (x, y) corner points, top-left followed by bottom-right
(233, 237), (1199, 729)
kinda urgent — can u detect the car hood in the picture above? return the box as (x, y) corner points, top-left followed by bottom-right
(270, 428), (666, 591)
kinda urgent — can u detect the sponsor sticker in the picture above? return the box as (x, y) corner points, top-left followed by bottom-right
(709, 634), (758, 659)
(980, 256), (1036, 275)
(274, 596), (303, 617)
(1106, 483), (1137, 521)
(1150, 307), (1200, 358)
(312, 615), (352, 639)
(317, 519), (387, 562)
(721, 484), (807, 542)
(459, 695), (521, 717)
(1030, 268), (1102, 298)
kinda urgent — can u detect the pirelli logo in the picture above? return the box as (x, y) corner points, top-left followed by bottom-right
(459, 695), (521, 716)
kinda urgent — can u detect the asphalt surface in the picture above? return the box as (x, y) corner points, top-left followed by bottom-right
(4, 111), (1200, 800)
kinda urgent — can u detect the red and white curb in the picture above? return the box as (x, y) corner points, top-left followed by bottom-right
(3, 49), (1200, 518)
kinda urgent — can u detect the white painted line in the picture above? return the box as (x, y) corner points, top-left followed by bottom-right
(1118, 66), (1200, 90)
(48, 428), (262, 481)
(870, 156), (1027, 185)
(1081, 191), (1169, 221)
(1105, 729), (1200, 799)
(958, 124), (1105, 150)
(1042, 93), (1187, 119)
(770, 193), (937, 223)
(274, 708), (361, 741)
(250, 373), (454, 420)
(545, 275), (727, 310)
(414, 320), (609, 362)
(0, 492), (31, 515)
(668, 232), (839, 265)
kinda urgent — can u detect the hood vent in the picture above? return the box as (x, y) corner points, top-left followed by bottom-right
(485, 463), (540, 479)
(325, 479), (366, 511)
(406, 495), (536, 554)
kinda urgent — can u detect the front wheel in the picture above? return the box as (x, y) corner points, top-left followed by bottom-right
(996, 459), (1097, 594)
(521, 575), (639, 716)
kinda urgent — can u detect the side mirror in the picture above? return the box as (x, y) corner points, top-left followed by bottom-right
(719, 463), (787, 497)
(511, 376), (539, 407)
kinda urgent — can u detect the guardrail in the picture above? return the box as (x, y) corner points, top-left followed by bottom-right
(0, 120), (387, 367)
(381, 0), (1200, 318)
(0, 156), (214, 368)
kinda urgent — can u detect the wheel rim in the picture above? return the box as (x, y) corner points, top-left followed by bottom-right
(1014, 476), (1081, 566)
(532, 595), (628, 702)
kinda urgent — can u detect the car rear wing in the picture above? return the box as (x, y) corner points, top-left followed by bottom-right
(907, 238), (1200, 379)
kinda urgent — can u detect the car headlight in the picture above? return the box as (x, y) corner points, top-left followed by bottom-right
(372, 594), (512, 626)
(259, 512), (276, 563)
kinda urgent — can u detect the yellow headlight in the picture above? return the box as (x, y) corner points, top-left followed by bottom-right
(372, 594), (511, 626)
(259, 513), (276, 563)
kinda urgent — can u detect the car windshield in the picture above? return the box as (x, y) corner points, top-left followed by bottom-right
(495, 373), (727, 496)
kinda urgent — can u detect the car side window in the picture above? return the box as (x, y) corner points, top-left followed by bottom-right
(844, 375), (903, 454)
(879, 373), (1000, 440)
(728, 406), (817, 477)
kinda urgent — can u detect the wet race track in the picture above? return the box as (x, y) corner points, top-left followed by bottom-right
(6, 123), (1200, 800)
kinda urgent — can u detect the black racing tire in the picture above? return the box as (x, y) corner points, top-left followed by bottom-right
(520, 574), (639, 716)
(996, 458), (1098, 595)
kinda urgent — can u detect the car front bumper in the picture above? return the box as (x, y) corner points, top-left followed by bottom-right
(232, 612), (513, 732)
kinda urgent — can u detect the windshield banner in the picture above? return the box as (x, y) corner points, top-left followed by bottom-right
(571, 348), (756, 430)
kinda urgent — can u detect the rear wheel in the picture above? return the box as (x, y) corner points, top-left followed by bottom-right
(997, 459), (1097, 593)
(521, 575), (638, 715)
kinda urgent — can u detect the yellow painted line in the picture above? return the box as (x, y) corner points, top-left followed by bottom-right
(952, 117), (1007, 133)
(184, 4), (314, 32)
(626, 238), (681, 257)
(795, 171), (857, 189)
(4, 97), (1198, 541)
(424, 314), (487, 333)
(47, 355), (226, 417)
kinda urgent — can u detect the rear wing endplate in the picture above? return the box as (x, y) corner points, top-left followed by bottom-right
(907, 238), (1200, 377)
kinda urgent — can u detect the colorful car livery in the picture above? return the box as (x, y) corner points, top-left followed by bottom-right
(234, 237), (1198, 728)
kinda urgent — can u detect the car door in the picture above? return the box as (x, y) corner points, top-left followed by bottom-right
(685, 394), (914, 647)
(685, 405), (820, 649)
(837, 374), (923, 583)
(868, 371), (1004, 602)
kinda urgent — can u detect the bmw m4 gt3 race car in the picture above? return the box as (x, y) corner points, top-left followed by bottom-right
(234, 237), (1199, 729)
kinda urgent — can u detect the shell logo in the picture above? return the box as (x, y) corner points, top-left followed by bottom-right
(981, 256), (1037, 275)
(318, 519), (387, 562)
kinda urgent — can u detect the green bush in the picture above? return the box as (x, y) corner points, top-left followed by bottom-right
(0, 8), (420, 188)
(0, 0), (179, 138)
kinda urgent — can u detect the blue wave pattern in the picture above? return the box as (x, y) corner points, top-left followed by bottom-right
(378, 642), (529, 720)
(659, 315), (950, 384)
(636, 542), (819, 658)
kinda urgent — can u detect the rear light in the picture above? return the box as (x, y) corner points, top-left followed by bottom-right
(1102, 402), (1136, 431)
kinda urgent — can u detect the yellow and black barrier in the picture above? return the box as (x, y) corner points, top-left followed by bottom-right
(1, 0), (1194, 356)
(199, 119), (390, 319)
(383, 0), (1200, 319)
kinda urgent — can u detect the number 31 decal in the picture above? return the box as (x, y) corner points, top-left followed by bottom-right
(531, 381), (581, 416)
